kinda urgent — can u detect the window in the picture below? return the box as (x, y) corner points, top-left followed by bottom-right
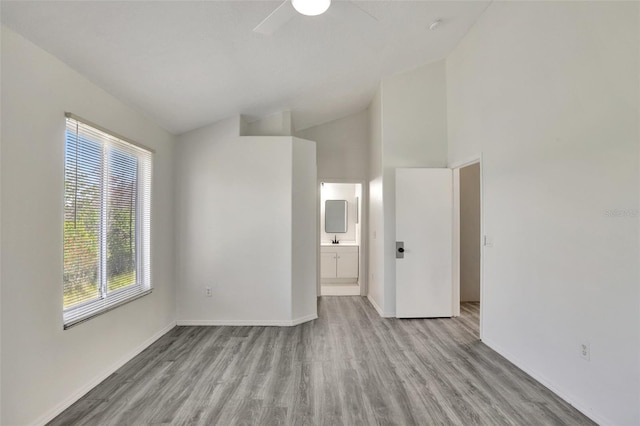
(63, 113), (152, 328)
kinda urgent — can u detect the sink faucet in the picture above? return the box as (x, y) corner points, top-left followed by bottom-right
(332, 235), (339, 244)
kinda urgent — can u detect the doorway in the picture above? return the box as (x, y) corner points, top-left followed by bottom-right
(319, 182), (364, 296)
(454, 161), (482, 335)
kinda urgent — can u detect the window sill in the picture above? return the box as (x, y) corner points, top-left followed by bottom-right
(63, 288), (153, 330)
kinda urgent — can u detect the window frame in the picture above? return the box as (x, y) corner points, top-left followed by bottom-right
(62, 113), (154, 329)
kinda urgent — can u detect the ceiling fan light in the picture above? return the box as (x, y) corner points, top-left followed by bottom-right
(292, 0), (331, 16)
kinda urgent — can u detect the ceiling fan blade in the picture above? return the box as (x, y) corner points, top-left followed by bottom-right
(253, 0), (297, 35)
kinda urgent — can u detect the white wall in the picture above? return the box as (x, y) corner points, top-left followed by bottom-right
(1, 27), (177, 426)
(368, 88), (385, 314)
(292, 138), (318, 321)
(381, 61), (449, 316)
(296, 109), (369, 180)
(242, 111), (293, 137)
(447, 2), (639, 424)
(0, 25), (3, 425)
(381, 62), (448, 168)
(175, 119), (317, 325)
(460, 163), (480, 302)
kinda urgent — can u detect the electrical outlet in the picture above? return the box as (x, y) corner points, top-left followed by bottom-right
(205, 287), (213, 297)
(579, 342), (590, 361)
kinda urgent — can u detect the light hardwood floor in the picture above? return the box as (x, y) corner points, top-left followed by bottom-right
(49, 297), (594, 425)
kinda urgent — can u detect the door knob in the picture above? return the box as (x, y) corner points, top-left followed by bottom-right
(396, 241), (405, 259)
(398, 248), (405, 253)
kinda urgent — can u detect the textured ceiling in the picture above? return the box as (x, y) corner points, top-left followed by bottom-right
(1, 1), (490, 134)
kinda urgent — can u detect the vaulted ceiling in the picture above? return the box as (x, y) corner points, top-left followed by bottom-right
(1, 1), (490, 134)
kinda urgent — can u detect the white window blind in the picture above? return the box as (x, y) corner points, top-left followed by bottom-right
(63, 113), (152, 329)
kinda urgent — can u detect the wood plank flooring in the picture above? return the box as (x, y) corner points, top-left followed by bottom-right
(49, 298), (594, 425)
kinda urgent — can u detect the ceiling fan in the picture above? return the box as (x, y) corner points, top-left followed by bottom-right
(253, 0), (377, 35)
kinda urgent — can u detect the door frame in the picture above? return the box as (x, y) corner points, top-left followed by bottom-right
(317, 178), (368, 297)
(450, 155), (484, 339)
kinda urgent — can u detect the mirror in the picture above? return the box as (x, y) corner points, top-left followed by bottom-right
(325, 200), (348, 233)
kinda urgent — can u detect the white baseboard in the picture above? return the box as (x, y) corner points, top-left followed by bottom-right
(177, 314), (317, 327)
(367, 294), (383, 316)
(32, 321), (176, 426)
(482, 337), (607, 426)
(291, 313), (318, 326)
(367, 295), (394, 318)
(321, 285), (360, 296)
(321, 278), (358, 285)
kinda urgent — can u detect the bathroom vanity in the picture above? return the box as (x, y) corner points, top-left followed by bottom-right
(320, 245), (359, 280)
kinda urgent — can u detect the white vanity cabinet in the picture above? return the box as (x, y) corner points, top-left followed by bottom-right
(320, 246), (359, 279)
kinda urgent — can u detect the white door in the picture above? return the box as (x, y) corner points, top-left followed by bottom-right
(396, 168), (453, 318)
(336, 251), (359, 278)
(320, 252), (337, 278)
